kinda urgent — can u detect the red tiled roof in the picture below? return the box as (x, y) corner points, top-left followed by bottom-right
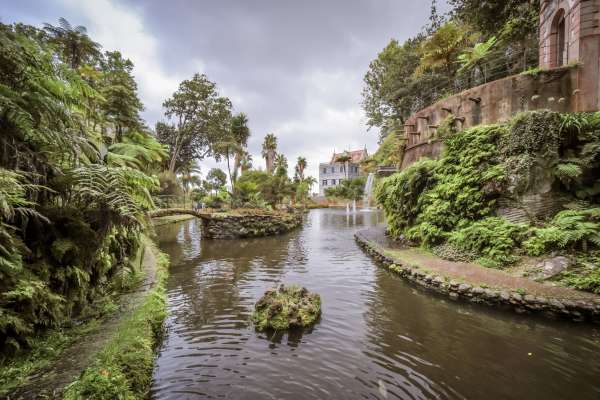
(331, 149), (368, 164)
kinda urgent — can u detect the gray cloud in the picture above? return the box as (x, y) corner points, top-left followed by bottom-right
(2, 0), (450, 180)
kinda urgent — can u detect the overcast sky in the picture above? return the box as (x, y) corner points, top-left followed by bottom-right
(3, 0), (450, 181)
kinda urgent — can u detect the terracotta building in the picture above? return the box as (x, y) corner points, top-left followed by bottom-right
(539, 0), (600, 111)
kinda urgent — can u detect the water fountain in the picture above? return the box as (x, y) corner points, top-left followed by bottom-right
(362, 173), (375, 210)
(346, 203), (350, 214)
(352, 199), (357, 213)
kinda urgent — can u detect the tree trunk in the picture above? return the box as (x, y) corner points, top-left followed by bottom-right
(233, 151), (241, 183)
(226, 147), (233, 190)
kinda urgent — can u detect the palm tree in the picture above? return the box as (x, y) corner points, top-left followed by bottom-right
(304, 176), (317, 192)
(240, 151), (253, 173)
(458, 36), (497, 84)
(415, 21), (474, 78)
(44, 17), (101, 69)
(336, 152), (352, 180)
(231, 113), (250, 183)
(274, 154), (288, 176)
(296, 157), (307, 180)
(261, 133), (277, 174)
(179, 161), (201, 208)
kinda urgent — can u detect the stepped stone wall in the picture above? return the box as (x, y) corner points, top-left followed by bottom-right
(400, 67), (578, 170)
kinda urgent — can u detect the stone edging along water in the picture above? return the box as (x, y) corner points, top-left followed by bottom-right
(355, 231), (600, 323)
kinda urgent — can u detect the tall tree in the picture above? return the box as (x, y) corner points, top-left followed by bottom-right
(274, 154), (288, 177)
(205, 168), (227, 195)
(240, 151), (253, 173)
(161, 73), (232, 174)
(261, 133), (278, 174)
(295, 157), (307, 180)
(230, 113), (251, 185)
(43, 17), (101, 69)
(415, 21), (474, 78)
(336, 152), (352, 180)
(99, 51), (144, 142)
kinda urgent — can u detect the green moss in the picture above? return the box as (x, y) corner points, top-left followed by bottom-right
(252, 285), (321, 331)
(63, 246), (169, 400)
(0, 320), (100, 396)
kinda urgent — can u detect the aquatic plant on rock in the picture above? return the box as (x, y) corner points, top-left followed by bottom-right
(252, 285), (321, 331)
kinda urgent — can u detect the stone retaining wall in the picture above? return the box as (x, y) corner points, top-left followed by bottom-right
(201, 212), (304, 239)
(355, 232), (600, 323)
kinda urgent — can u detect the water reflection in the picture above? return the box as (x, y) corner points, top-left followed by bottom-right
(152, 210), (600, 400)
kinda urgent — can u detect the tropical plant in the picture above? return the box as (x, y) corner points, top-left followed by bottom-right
(325, 177), (366, 201)
(458, 36), (497, 82)
(43, 17), (101, 69)
(240, 151), (253, 173)
(295, 157), (307, 181)
(415, 21), (474, 78)
(274, 154), (288, 177)
(335, 152), (352, 179)
(230, 113), (251, 184)
(261, 133), (278, 174)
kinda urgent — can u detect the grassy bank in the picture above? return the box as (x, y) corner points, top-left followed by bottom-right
(0, 241), (148, 396)
(63, 244), (169, 399)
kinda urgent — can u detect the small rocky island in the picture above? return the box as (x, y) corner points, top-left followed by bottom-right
(252, 285), (321, 331)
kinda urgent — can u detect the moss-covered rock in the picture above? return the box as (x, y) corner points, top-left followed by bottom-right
(252, 285), (321, 331)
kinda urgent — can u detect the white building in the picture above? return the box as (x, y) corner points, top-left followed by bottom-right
(318, 149), (368, 196)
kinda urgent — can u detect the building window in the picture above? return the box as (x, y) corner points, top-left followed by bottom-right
(330, 179), (335, 185)
(322, 179), (327, 186)
(551, 9), (567, 68)
(322, 168), (327, 174)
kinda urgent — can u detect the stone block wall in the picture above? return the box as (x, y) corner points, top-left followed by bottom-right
(201, 212), (304, 239)
(399, 67), (578, 170)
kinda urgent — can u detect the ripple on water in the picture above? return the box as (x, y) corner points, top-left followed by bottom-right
(152, 210), (600, 400)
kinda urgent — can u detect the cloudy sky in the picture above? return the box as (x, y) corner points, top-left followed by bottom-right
(3, 0), (450, 181)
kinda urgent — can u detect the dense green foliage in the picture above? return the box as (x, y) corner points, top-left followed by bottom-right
(63, 249), (169, 400)
(363, 0), (539, 139)
(324, 177), (366, 201)
(0, 22), (164, 354)
(377, 111), (600, 284)
(377, 124), (506, 245)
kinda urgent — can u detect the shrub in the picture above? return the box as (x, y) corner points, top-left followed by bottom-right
(559, 252), (600, 293)
(524, 208), (600, 256)
(325, 177), (366, 201)
(375, 158), (437, 238)
(448, 217), (526, 268)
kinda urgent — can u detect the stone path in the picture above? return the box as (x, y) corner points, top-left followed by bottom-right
(5, 241), (159, 400)
(356, 227), (600, 322)
(357, 227), (597, 301)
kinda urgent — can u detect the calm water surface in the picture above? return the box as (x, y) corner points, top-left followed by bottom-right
(151, 209), (600, 399)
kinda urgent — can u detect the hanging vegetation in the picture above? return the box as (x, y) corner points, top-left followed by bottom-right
(376, 111), (600, 290)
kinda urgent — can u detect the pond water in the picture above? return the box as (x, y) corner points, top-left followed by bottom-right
(151, 209), (600, 400)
